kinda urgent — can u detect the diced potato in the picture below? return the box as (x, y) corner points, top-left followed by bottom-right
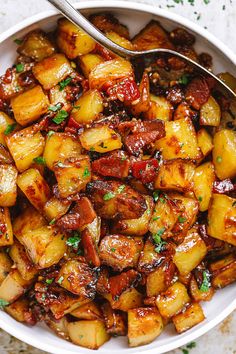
(70, 301), (103, 320)
(144, 95), (172, 121)
(0, 207), (13, 247)
(106, 288), (143, 312)
(207, 194), (236, 246)
(80, 54), (104, 78)
(146, 260), (175, 297)
(200, 96), (221, 126)
(11, 86), (49, 126)
(9, 240), (38, 281)
(172, 302), (205, 333)
(20, 225), (66, 268)
(173, 227), (207, 275)
(132, 20), (174, 50)
(0, 164), (18, 206)
(49, 291), (90, 319)
(57, 18), (96, 59)
(44, 197), (71, 221)
(138, 238), (164, 273)
(210, 254), (236, 288)
(68, 320), (110, 349)
(45, 316), (69, 340)
(43, 132), (82, 170)
(156, 282), (190, 319)
(0, 145), (14, 165)
(0, 251), (12, 285)
(101, 301), (127, 336)
(0, 111), (16, 146)
(155, 118), (201, 160)
(197, 128), (213, 157)
(5, 298), (32, 323)
(5, 126), (45, 172)
(54, 156), (91, 198)
(80, 126), (122, 153)
(106, 31), (134, 50)
(113, 196), (154, 236)
(193, 162), (215, 211)
(0, 69), (24, 100)
(70, 90), (103, 125)
(212, 129), (236, 180)
(189, 276), (214, 302)
(89, 58), (133, 90)
(49, 84), (69, 108)
(90, 13), (129, 39)
(32, 53), (73, 90)
(128, 307), (163, 347)
(0, 269), (32, 303)
(155, 159), (195, 192)
(17, 168), (50, 212)
(17, 30), (56, 61)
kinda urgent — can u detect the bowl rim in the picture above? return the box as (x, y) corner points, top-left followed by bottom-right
(0, 1), (235, 354)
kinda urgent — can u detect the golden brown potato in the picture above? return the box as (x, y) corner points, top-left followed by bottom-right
(128, 307), (163, 347)
(70, 301), (103, 320)
(144, 95), (173, 121)
(67, 320), (110, 349)
(57, 18), (96, 59)
(138, 238), (164, 273)
(212, 129), (236, 180)
(146, 260), (175, 297)
(0, 207), (13, 247)
(207, 193), (236, 246)
(0, 68), (25, 100)
(197, 128), (213, 157)
(106, 31), (134, 50)
(210, 254), (236, 289)
(200, 96), (221, 126)
(45, 316), (69, 340)
(0, 111), (17, 147)
(49, 84), (69, 109)
(80, 126), (122, 153)
(0, 251), (12, 285)
(189, 276), (214, 302)
(155, 118), (201, 160)
(5, 126), (45, 172)
(193, 162), (215, 212)
(17, 30), (56, 61)
(105, 288), (143, 312)
(90, 13), (129, 39)
(44, 197), (71, 221)
(79, 54), (104, 78)
(101, 301), (127, 336)
(11, 86), (49, 126)
(0, 164), (18, 207)
(0, 269), (32, 303)
(5, 298), (33, 323)
(33, 53), (73, 90)
(172, 302), (205, 333)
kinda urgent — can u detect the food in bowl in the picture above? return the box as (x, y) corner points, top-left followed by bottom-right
(0, 12), (236, 350)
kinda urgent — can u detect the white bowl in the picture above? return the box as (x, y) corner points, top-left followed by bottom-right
(0, 2), (235, 354)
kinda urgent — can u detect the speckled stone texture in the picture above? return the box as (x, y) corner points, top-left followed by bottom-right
(0, 1), (235, 354)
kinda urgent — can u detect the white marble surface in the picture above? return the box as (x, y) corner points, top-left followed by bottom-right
(0, 1), (236, 354)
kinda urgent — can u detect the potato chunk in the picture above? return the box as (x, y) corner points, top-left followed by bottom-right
(207, 194), (236, 246)
(79, 54), (104, 78)
(57, 18), (96, 59)
(80, 126), (122, 153)
(5, 298), (34, 323)
(193, 162), (215, 211)
(197, 128), (213, 157)
(144, 95), (172, 121)
(146, 260), (175, 297)
(210, 254), (236, 288)
(128, 307), (163, 347)
(0, 269), (32, 303)
(0, 111), (16, 146)
(106, 288), (143, 312)
(33, 53), (73, 90)
(68, 320), (110, 349)
(11, 86), (49, 126)
(212, 129), (236, 180)
(0, 207), (13, 247)
(5, 126), (45, 172)
(17, 168), (50, 212)
(71, 302), (103, 320)
(172, 302), (205, 333)
(44, 197), (71, 221)
(200, 96), (221, 126)
(106, 31), (134, 50)
(0, 251), (12, 285)
(90, 13), (129, 39)
(155, 118), (201, 160)
(101, 301), (127, 336)
(0, 164), (18, 207)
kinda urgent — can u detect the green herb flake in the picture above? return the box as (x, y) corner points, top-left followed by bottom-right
(178, 216), (187, 223)
(121, 156), (127, 161)
(73, 105), (81, 110)
(15, 63), (24, 73)
(57, 276), (64, 285)
(198, 196), (203, 202)
(66, 233), (81, 249)
(153, 228), (167, 253)
(186, 342), (196, 349)
(33, 156), (46, 165)
(14, 38), (23, 45)
(41, 294), (46, 301)
(111, 247), (116, 252)
(0, 299), (9, 309)
(200, 270), (211, 292)
(153, 190), (160, 202)
(59, 77), (72, 91)
(159, 197), (166, 204)
(52, 110), (69, 124)
(203, 0), (210, 4)
(216, 156), (222, 163)
(46, 278), (54, 285)
(47, 130), (55, 138)
(83, 167), (90, 178)
(49, 219), (56, 225)
(117, 185), (126, 194)
(89, 147), (95, 151)
(103, 192), (115, 201)
(4, 123), (17, 135)
(182, 349), (189, 354)
(179, 74), (190, 85)
(152, 216), (160, 221)
(48, 103), (61, 112)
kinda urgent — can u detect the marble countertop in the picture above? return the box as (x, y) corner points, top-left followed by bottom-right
(0, 1), (235, 353)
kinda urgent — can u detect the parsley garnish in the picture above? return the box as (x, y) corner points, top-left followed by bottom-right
(59, 77), (72, 91)
(47, 130), (55, 137)
(117, 185), (126, 194)
(178, 216), (186, 223)
(153, 228), (167, 253)
(66, 233), (81, 249)
(152, 216), (160, 221)
(15, 63), (24, 73)
(33, 156), (46, 165)
(46, 278), (54, 285)
(153, 190), (160, 202)
(216, 156), (222, 163)
(4, 123), (16, 135)
(179, 74), (190, 85)
(198, 196), (203, 202)
(0, 299), (9, 308)
(14, 38), (23, 45)
(200, 270), (211, 292)
(111, 248), (116, 252)
(186, 342), (196, 349)
(182, 349), (189, 354)
(203, 0), (210, 4)
(49, 219), (56, 225)
(103, 192), (115, 201)
(73, 105), (81, 110)
(48, 103), (61, 112)
(83, 167), (90, 178)
(57, 276), (64, 285)
(52, 110), (68, 124)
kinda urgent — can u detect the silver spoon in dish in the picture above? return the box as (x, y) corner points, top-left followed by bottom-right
(47, 0), (236, 98)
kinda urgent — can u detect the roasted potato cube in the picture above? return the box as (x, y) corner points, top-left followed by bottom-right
(0, 269), (32, 303)
(173, 227), (207, 275)
(17, 168), (50, 212)
(155, 159), (195, 192)
(17, 30), (55, 61)
(44, 196), (71, 221)
(54, 156), (91, 198)
(80, 54), (104, 78)
(113, 196), (154, 236)
(0, 207), (13, 247)
(81, 217), (101, 267)
(200, 96), (221, 126)
(57, 18), (96, 59)
(156, 282), (190, 319)
(144, 94), (172, 121)
(43, 132), (82, 170)
(101, 301), (127, 336)
(193, 162), (215, 212)
(106, 288), (143, 312)
(5, 298), (33, 323)
(212, 129), (236, 180)
(57, 260), (96, 298)
(210, 254), (236, 288)
(197, 128), (213, 157)
(207, 194), (236, 246)
(0, 111), (16, 146)
(9, 240), (38, 281)
(106, 31), (133, 50)
(90, 13), (129, 39)
(189, 276), (214, 302)
(146, 260), (175, 297)
(89, 58), (133, 90)
(5, 126), (45, 172)
(0, 251), (12, 285)
(0, 69), (24, 100)
(128, 307), (163, 347)
(11, 85), (49, 126)
(155, 118), (201, 160)
(70, 90), (103, 125)
(132, 20), (174, 50)
(20, 226), (66, 268)
(33, 53), (73, 90)
(87, 180), (147, 220)
(138, 238), (164, 273)
(70, 301), (103, 320)
(0, 164), (18, 207)
(49, 84), (69, 108)
(68, 320), (110, 349)
(80, 126), (122, 153)
(45, 316), (69, 340)
(172, 302), (205, 333)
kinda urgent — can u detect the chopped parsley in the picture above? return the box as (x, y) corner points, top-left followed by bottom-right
(186, 342), (196, 349)
(198, 196), (203, 202)
(33, 156), (46, 165)
(153, 190), (160, 202)
(59, 77), (72, 91)
(0, 299), (9, 308)
(179, 74), (190, 85)
(46, 278), (54, 285)
(153, 228), (167, 253)
(14, 38), (23, 45)
(66, 232), (81, 249)
(83, 167), (90, 178)
(117, 185), (126, 194)
(203, 0), (210, 4)
(52, 110), (68, 124)
(110, 248), (116, 252)
(89, 147), (95, 151)
(152, 216), (160, 221)
(216, 156), (222, 163)
(73, 105), (81, 110)
(49, 219), (56, 225)
(178, 216), (187, 223)
(182, 349), (189, 354)
(103, 192), (115, 201)
(48, 103), (61, 112)
(15, 63), (24, 73)
(159, 197), (166, 204)
(200, 270), (211, 292)
(4, 123), (16, 135)
(57, 276), (64, 285)
(47, 130), (55, 138)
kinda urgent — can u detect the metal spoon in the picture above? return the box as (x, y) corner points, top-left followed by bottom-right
(47, 0), (236, 98)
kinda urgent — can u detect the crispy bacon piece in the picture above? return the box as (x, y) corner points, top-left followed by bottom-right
(106, 77), (140, 103)
(92, 151), (130, 178)
(81, 228), (101, 267)
(93, 43), (115, 61)
(213, 179), (236, 194)
(131, 158), (159, 184)
(185, 76), (210, 110)
(109, 269), (141, 299)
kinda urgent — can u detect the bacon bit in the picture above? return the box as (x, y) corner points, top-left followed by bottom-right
(213, 179), (236, 194)
(18, 70), (36, 87)
(106, 77), (140, 103)
(0, 223), (7, 235)
(67, 116), (83, 130)
(109, 269), (140, 299)
(93, 43), (116, 61)
(131, 158), (159, 184)
(185, 76), (210, 110)
(81, 228), (101, 267)
(92, 151), (130, 178)
(3, 68), (13, 84)
(81, 79), (89, 93)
